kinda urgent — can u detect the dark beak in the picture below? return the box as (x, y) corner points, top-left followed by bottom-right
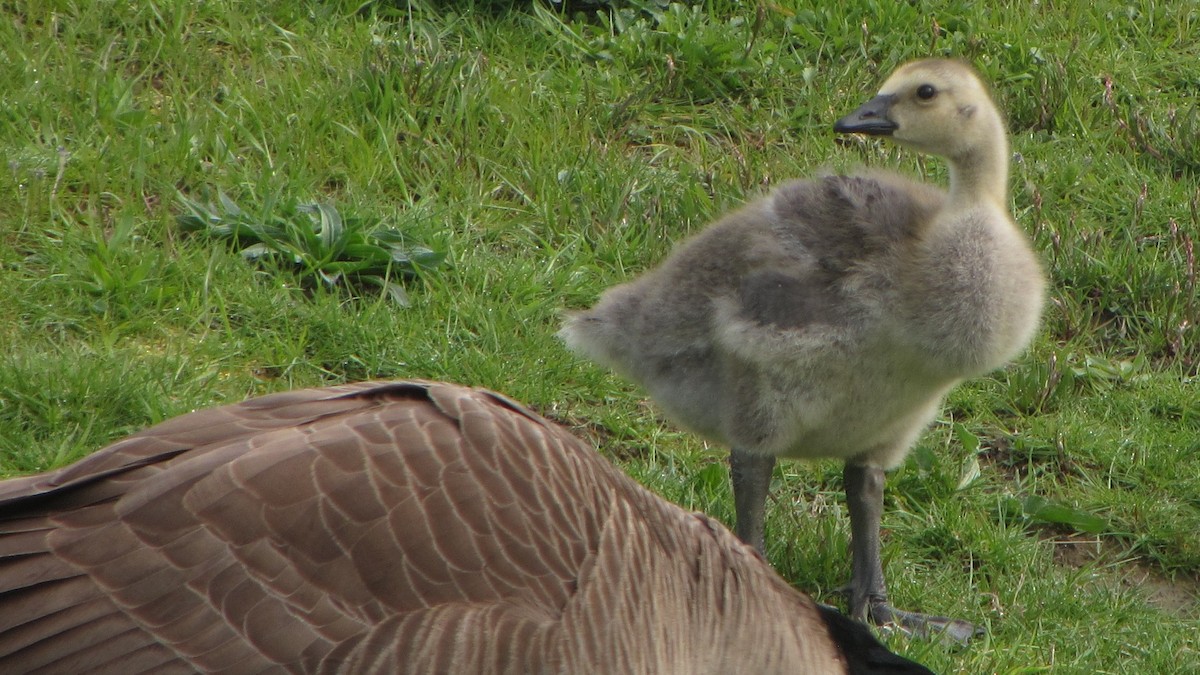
(833, 94), (898, 135)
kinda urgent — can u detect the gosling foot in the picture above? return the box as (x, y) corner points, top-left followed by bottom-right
(867, 602), (981, 646)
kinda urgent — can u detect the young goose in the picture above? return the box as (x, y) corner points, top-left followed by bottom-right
(0, 380), (932, 674)
(560, 59), (1046, 642)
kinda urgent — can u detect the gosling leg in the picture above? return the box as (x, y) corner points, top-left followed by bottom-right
(729, 449), (776, 554)
(844, 462), (980, 644)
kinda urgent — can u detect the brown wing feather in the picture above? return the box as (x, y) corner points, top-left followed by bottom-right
(0, 381), (622, 673)
(0, 380), (880, 674)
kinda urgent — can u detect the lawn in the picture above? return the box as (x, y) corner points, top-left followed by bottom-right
(1, 1), (1197, 672)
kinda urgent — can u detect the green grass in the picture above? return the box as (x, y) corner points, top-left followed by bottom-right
(2, 1), (1198, 672)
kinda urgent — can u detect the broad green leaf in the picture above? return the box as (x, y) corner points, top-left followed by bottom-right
(380, 281), (410, 307)
(317, 269), (343, 286)
(321, 260), (375, 275)
(313, 203), (344, 252)
(956, 453), (982, 491)
(217, 191), (244, 218)
(693, 462), (727, 494)
(1010, 495), (1108, 534)
(953, 423), (981, 454)
(952, 423), (982, 490)
(240, 243), (273, 261)
(342, 242), (394, 265)
(911, 443), (936, 476)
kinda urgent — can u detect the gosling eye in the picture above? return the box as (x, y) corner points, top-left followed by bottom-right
(916, 84), (937, 101)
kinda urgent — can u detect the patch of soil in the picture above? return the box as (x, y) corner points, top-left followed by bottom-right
(1047, 532), (1199, 619)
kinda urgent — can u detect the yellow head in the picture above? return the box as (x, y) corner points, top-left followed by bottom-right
(834, 59), (1003, 162)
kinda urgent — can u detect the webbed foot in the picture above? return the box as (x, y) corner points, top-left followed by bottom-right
(867, 601), (982, 646)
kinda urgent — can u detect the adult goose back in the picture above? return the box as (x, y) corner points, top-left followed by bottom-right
(0, 380), (932, 674)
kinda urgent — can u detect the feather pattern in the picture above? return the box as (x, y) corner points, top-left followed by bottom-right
(0, 380), (932, 674)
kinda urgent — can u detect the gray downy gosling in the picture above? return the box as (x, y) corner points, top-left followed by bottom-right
(560, 58), (1047, 643)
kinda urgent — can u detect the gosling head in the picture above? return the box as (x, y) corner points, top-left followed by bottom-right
(834, 59), (1002, 162)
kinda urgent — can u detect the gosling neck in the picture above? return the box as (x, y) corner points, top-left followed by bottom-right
(945, 119), (1010, 210)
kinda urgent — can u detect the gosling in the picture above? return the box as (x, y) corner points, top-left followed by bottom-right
(560, 58), (1046, 643)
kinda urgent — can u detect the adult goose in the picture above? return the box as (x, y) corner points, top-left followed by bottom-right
(560, 59), (1046, 642)
(0, 380), (932, 674)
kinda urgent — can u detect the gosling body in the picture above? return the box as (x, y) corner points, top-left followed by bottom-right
(565, 170), (1041, 468)
(561, 59), (1046, 641)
